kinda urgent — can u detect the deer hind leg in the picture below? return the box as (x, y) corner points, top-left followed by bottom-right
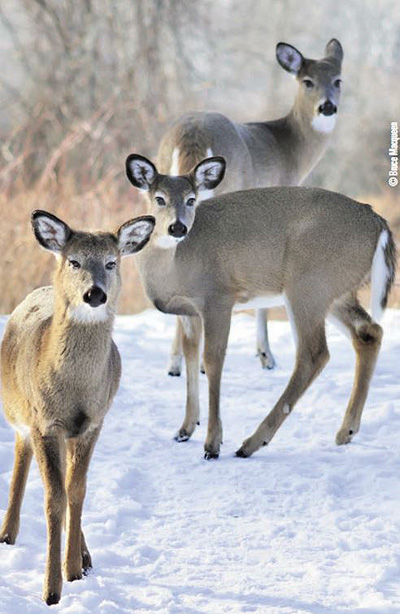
(331, 296), (383, 445)
(168, 317), (184, 376)
(237, 298), (330, 458)
(256, 308), (275, 369)
(0, 431), (33, 545)
(174, 316), (202, 442)
(64, 428), (100, 582)
(31, 427), (66, 606)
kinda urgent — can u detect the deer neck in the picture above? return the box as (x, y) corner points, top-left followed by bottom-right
(45, 295), (115, 377)
(136, 235), (187, 311)
(284, 95), (334, 180)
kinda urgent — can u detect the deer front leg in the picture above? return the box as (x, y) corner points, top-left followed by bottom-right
(80, 529), (92, 571)
(202, 306), (232, 460)
(0, 432), (33, 545)
(256, 308), (275, 370)
(31, 427), (66, 606)
(174, 316), (202, 442)
(168, 317), (184, 376)
(237, 321), (329, 458)
(64, 428), (100, 582)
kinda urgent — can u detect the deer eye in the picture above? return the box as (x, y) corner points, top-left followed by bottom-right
(303, 79), (314, 89)
(68, 259), (81, 269)
(334, 78), (342, 88)
(155, 196), (166, 207)
(105, 261), (117, 270)
(186, 197), (196, 207)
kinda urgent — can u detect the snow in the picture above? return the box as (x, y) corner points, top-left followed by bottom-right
(0, 309), (400, 614)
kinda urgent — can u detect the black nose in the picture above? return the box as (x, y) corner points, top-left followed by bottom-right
(168, 221), (187, 238)
(83, 286), (107, 307)
(318, 101), (337, 116)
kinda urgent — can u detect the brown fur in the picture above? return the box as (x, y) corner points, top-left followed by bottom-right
(157, 40), (344, 372)
(126, 156), (396, 461)
(0, 212), (154, 605)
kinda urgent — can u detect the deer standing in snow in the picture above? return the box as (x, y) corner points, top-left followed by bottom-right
(125, 153), (396, 460)
(0, 211), (155, 605)
(157, 39), (344, 374)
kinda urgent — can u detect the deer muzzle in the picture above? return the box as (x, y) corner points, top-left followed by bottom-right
(168, 221), (187, 238)
(318, 100), (337, 116)
(83, 286), (107, 307)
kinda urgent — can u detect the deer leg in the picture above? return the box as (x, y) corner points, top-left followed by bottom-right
(80, 530), (92, 572)
(31, 427), (66, 606)
(64, 427), (100, 582)
(0, 432), (33, 545)
(168, 317), (184, 376)
(202, 306), (232, 460)
(256, 308), (275, 369)
(331, 297), (383, 445)
(237, 304), (329, 458)
(174, 316), (202, 442)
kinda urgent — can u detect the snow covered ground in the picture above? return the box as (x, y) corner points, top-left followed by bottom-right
(0, 309), (399, 614)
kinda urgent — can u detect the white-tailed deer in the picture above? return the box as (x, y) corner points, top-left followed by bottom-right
(0, 211), (155, 605)
(125, 153), (396, 460)
(157, 39), (344, 373)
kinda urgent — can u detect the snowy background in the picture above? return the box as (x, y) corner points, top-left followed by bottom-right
(0, 309), (399, 614)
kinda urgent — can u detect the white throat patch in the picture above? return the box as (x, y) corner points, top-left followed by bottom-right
(69, 303), (109, 323)
(312, 113), (337, 134)
(155, 235), (183, 249)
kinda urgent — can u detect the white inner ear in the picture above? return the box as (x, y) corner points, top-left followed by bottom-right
(37, 217), (67, 252)
(196, 161), (221, 189)
(279, 47), (302, 73)
(119, 220), (153, 254)
(129, 160), (155, 190)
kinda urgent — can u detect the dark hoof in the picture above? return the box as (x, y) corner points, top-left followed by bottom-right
(235, 448), (249, 458)
(0, 533), (14, 545)
(168, 371), (181, 377)
(82, 551), (92, 572)
(174, 432), (190, 442)
(257, 351), (276, 370)
(204, 451), (219, 460)
(45, 593), (60, 606)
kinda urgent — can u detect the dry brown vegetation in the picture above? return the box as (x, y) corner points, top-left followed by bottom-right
(1, 174), (398, 316)
(0, 0), (399, 315)
(0, 174), (152, 315)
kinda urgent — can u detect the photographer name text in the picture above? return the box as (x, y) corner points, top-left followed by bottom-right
(389, 121), (399, 187)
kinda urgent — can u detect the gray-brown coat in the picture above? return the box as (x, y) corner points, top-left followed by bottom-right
(0, 211), (155, 606)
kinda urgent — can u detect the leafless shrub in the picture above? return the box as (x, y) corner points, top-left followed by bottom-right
(0, 0), (398, 314)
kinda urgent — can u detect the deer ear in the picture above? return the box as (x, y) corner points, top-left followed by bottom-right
(31, 210), (72, 254)
(126, 154), (157, 191)
(193, 157), (226, 192)
(325, 39), (343, 64)
(276, 43), (304, 75)
(117, 215), (155, 256)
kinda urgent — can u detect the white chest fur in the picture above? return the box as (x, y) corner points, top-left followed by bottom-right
(233, 294), (284, 312)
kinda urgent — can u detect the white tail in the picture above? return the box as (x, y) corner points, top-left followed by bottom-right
(370, 230), (390, 322)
